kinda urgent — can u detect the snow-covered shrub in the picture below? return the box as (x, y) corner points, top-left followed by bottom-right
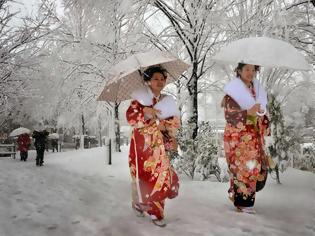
(217, 158), (230, 182)
(172, 122), (196, 178)
(174, 121), (219, 180)
(194, 123), (220, 181)
(295, 144), (315, 172)
(268, 94), (298, 172)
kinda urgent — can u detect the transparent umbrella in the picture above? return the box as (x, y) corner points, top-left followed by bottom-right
(98, 50), (190, 102)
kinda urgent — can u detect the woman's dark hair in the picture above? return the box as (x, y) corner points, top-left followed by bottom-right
(235, 63), (260, 77)
(143, 66), (167, 81)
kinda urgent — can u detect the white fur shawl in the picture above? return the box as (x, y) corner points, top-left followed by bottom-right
(130, 86), (180, 119)
(223, 77), (268, 112)
(130, 86), (154, 106)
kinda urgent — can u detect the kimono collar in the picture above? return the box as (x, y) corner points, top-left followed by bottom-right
(154, 94), (161, 102)
(223, 77), (268, 112)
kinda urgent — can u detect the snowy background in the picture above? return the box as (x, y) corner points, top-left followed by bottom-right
(0, 0), (314, 235)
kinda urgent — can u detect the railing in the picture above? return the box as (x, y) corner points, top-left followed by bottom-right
(0, 144), (16, 159)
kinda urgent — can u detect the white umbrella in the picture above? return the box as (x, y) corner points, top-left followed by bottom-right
(48, 133), (59, 140)
(98, 50), (190, 102)
(9, 127), (31, 137)
(213, 37), (310, 71)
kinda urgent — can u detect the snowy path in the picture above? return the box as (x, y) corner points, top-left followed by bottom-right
(0, 147), (314, 236)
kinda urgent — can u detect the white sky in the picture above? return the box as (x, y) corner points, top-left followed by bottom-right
(10, 0), (40, 17)
(9, 0), (63, 20)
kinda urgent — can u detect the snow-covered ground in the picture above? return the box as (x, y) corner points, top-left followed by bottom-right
(0, 146), (314, 236)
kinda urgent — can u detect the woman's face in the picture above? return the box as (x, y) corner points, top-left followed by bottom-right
(149, 72), (167, 93)
(238, 64), (256, 83)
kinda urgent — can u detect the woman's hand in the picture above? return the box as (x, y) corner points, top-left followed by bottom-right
(143, 107), (161, 119)
(247, 103), (260, 116)
(157, 123), (166, 131)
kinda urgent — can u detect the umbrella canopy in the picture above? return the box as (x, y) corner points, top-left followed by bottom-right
(48, 133), (59, 140)
(9, 127), (31, 137)
(213, 37), (310, 71)
(98, 50), (190, 102)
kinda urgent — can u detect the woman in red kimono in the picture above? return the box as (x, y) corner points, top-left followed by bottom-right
(17, 133), (31, 161)
(222, 63), (270, 214)
(126, 66), (180, 227)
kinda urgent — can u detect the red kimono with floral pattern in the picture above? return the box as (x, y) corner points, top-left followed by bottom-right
(126, 97), (180, 220)
(223, 88), (270, 208)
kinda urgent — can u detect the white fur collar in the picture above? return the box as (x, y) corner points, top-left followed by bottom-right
(130, 86), (180, 119)
(130, 86), (154, 106)
(223, 77), (268, 112)
(154, 95), (180, 119)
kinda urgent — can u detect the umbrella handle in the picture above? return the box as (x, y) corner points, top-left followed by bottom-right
(256, 110), (266, 116)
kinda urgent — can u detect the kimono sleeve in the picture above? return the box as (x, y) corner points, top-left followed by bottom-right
(160, 116), (181, 151)
(161, 116), (180, 137)
(223, 95), (247, 127)
(126, 100), (149, 129)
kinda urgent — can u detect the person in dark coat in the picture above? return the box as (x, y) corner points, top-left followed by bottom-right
(51, 139), (58, 152)
(17, 133), (31, 161)
(32, 130), (49, 166)
(75, 138), (80, 150)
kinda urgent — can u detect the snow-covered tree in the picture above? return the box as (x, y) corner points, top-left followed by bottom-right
(0, 0), (58, 131)
(32, 0), (150, 150)
(146, 0), (228, 138)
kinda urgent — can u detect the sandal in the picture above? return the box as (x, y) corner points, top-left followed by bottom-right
(132, 203), (145, 217)
(152, 218), (167, 227)
(150, 215), (167, 227)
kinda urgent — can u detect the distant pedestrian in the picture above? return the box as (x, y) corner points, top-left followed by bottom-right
(32, 130), (49, 166)
(17, 133), (31, 161)
(51, 139), (58, 152)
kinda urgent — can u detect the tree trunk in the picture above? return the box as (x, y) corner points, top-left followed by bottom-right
(114, 102), (121, 152)
(176, 82), (183, 126)
(186, 62), (199, 180)
(98, 116), (102, 147)
(187, 62), (199, 139)
(81, 113), (85, 135)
